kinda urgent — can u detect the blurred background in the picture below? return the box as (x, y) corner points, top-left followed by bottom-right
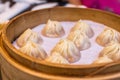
(0, 0), (119, 23)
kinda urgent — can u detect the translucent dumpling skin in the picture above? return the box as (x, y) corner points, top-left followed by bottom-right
(42, 19), (65, 38)
(67, 30), (91, 50)
(96, 28), (120, 46)
(17, 28), (43, 47)
(45, 52), (69, 64)
(19, 41), (47, 60)
(99, 41), (120, 61)
(51, 39), (80, 63)
(71, 20), (94, 38)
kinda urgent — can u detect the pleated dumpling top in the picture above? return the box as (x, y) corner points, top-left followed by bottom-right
(71, 20), (94, 38)
(51, 39), (80, 63)
(96, 28), (120, 46)
(99, 41), (120, 61)
(42, 19), (65, 38)
(67, 30), (91, 50)
(19, 41), (47, 60)
(17, 28), (43, 47)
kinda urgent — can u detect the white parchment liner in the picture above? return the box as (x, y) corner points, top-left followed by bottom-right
(13, 20), (106, 65)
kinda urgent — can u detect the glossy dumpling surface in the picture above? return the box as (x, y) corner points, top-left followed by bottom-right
(99, 41), (120, 61)
(17, 28), (43, 47)
(71, 20), (94, 38)
(96, 28), (120, 46)
(67, 30), (91, 50)
(42, 19), (65, 38)
(51, 39), (80, 63)
(19, 41), (47, 60)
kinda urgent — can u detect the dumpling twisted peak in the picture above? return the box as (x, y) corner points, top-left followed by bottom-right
(51, 39), (80, 63)
(19, 41), (47, 60)
(96, 28), (120, 46)
(99, 41), (120, 61)
(42, 19), (65, 38)
(67, 30), (91, 50)
(71, 20), (94, 38)
(17, 28), (43, 47)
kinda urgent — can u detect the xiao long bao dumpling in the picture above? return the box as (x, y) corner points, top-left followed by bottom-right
(45, 52), (69, 64)
(17, 28), (43, 47)
(71, 20), (94, 38)
(96, 28), (120, 46)
(93, 56), (113, 64)
(42, 19), (65, 38)
(19, 41), (47, 60)
(99, 41), (120, 61)
(51, 39), (80, 63)
(67, 30), (91, 50)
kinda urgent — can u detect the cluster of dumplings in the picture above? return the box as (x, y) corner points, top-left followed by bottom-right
(17, 29), (47, 60)
(16, 19), (120, 65)
(93, 28), (120, 64)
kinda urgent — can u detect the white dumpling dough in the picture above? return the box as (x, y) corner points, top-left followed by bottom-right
(67, 30), (91, 50)
(17, 28), (43, 47)
(96, 28), (120, 46)
(99, 41), (120, 61)
(19, 41), (47, 60)
(51, 39), (80, 63)
(71, 20), (94, 38)
(42, 19), (65, 38)
(45, 52), (69, 64)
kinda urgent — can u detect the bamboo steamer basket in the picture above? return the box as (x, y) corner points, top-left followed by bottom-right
(0, 22), (8, 80)
(1, 41), (120, 80)
(0, 7), (120, 80)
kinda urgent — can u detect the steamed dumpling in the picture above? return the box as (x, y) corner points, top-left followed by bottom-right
(51, 39), (80, 63)
(96, 28), (120, 46)
(42, 19), (65, 38)
(71, 20), (94, 38)
(93, 56), (113, 64)
(67, 30), (91, 50)
(17, 28), (43, 47)
(99, 41), (120, 61)
(19, 41), (47, 60)
(45, 52), (69, 64)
